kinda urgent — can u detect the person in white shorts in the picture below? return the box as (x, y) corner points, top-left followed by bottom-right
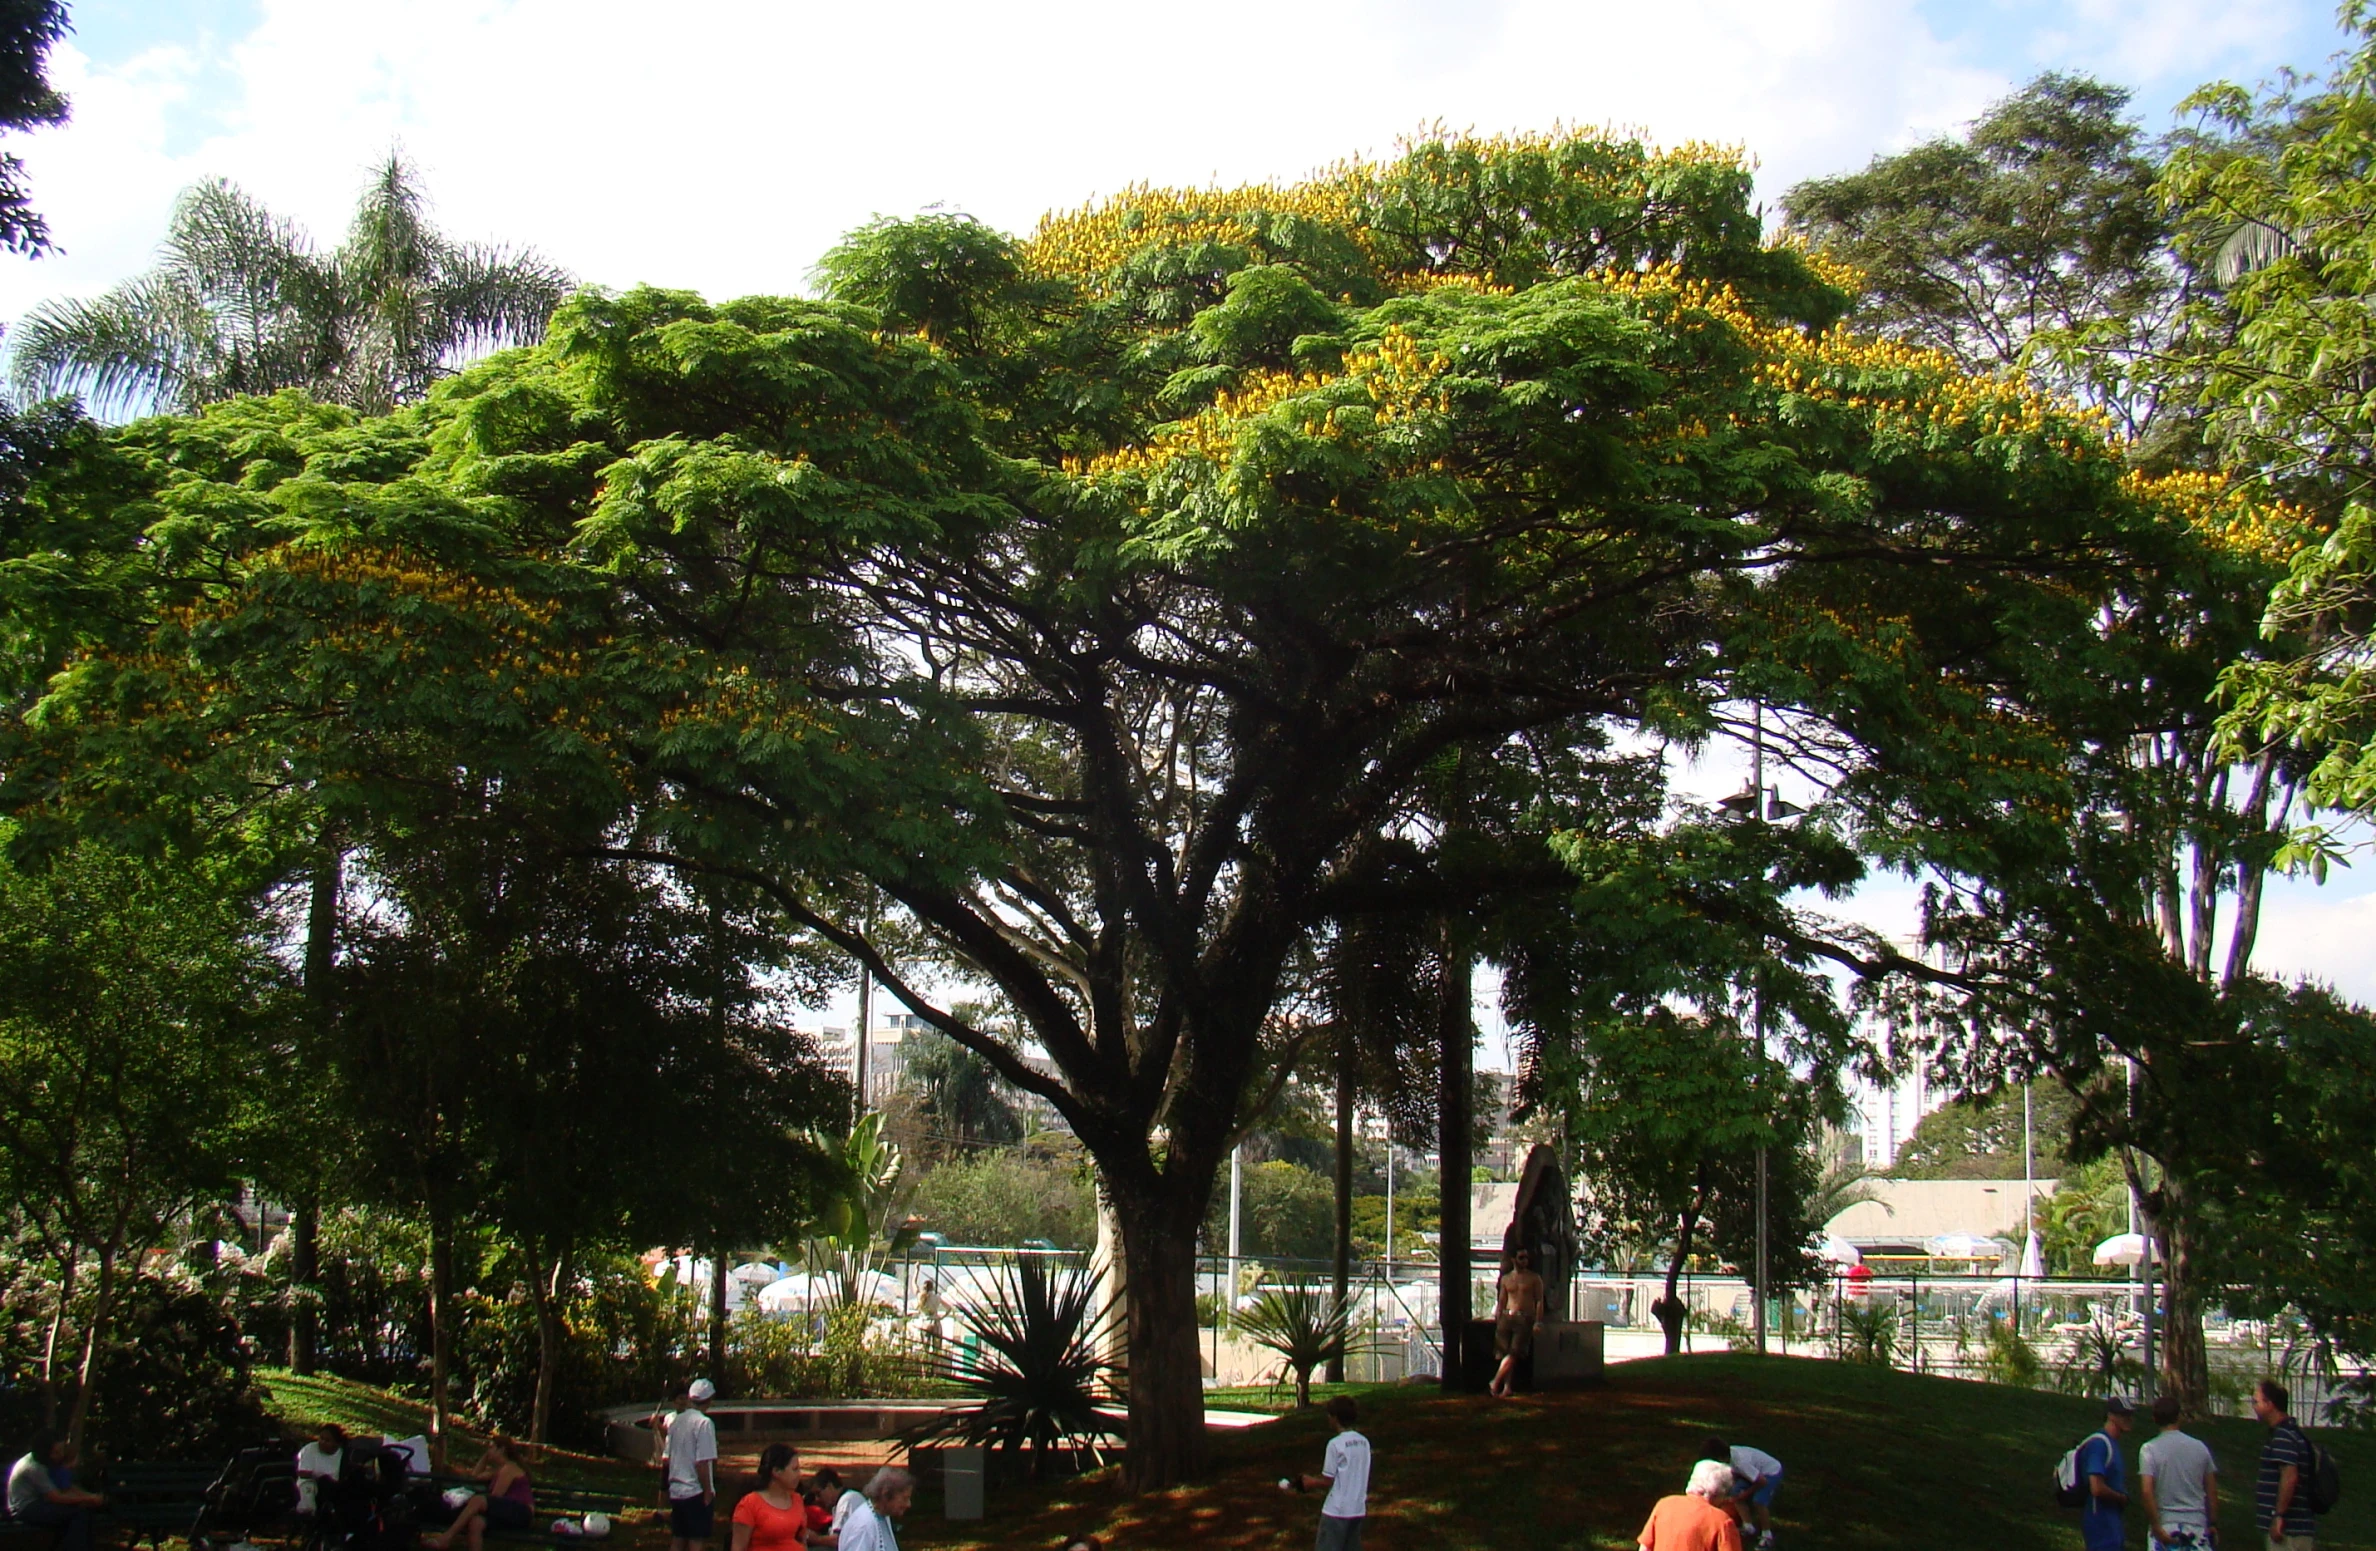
(2139, 1393), (2219, 1551)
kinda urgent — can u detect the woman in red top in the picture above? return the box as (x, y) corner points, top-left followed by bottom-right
(732, 1446), (811, 1551)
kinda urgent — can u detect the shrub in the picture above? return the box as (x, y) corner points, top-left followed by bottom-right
(83, 1275), (273, 1460)
(1235, 1285), (1358, 1406)
(907, 1258), (1113, 1478)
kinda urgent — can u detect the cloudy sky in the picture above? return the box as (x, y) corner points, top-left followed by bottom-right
(4, 0), (2370, 1030)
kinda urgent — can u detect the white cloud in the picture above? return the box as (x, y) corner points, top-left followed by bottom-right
(0, 0), (2022, 320)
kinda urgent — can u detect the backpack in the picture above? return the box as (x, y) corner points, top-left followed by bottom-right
(2055, 1432), (2110, 1510)
(2282, 1422), (2343, 1516)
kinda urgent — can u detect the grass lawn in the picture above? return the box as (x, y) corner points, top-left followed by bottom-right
(901, 1355), (2376, 1551)
(253, 1369), (659, 1501)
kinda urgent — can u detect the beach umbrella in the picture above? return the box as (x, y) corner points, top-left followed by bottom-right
(1819, 1239), (1863, 1266)
(1926, 1233), (2011, 1261)
(2020, 1233), (2046, 1279)
(2091, 1232), (2158, 1267)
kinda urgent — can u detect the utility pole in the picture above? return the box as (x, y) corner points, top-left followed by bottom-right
(1226, 1141), (1243, 1333)
(853, 968), (873, 1118)
(1751, 704), (1770, 1359)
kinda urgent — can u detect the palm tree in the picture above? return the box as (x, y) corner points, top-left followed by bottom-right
(9, 153), (569, 416)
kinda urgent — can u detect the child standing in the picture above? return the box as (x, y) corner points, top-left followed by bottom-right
(1283, 1396), (1370, 1551)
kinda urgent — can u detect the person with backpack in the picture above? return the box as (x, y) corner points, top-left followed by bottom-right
(2067, 1396), (2133, 1551)
(2139, 1394), (2218, 1551)
(2254, 1379), (2321, 1548)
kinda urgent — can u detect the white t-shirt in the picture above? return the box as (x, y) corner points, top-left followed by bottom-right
(2140, 1429), (2217, 1532)
(8, 1454), (55, 1520)
(1730, 1445), (1781, 1485)
(1320, 1430), (1371, 1519)
(831, 1490), (865, 1536)
(837, 1498), (898, 1551)
(661, 1408), (717, 1500)
(294, 1443), (344, 1513)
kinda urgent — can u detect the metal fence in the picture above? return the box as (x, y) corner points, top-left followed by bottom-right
(1186, 1254), (2375, 1425)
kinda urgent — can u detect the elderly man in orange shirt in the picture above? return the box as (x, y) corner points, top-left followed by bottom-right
(1639, 1460), (1746, 1551)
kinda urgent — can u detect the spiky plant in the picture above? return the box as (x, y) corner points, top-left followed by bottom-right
(907, 1257), (1115, 1479)
(10, 154), (568, 417)
(1235, 1283), (1359, 1407)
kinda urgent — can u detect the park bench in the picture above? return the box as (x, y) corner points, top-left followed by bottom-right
(423, 1478), (624, 1545)
(100, 1462), (221, 1549)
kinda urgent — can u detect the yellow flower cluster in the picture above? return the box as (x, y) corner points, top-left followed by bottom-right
(1398, 271), (1516, 298)
(1025, 176), (1372, 287)
(1022, 129), (1752, 293)
(1066, 327), (1449, 482)
(2121, 469), (2312, 565)
(659, 660), (830, 743)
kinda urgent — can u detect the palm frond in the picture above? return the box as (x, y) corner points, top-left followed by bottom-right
(2215, 220), (2306, 284)
(431, 241), (572, 357)
(8, 271), (212, 415)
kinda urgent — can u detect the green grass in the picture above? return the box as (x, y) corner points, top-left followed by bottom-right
(1202, 1382), (1367, 1415)
(900, 1355), (2376, 1551)
(253, 1369), (659, 1500)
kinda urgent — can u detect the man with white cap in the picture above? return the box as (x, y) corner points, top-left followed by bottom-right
(661, 1380), (719, 1551)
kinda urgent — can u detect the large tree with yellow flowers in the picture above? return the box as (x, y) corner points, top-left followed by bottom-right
(1, 131), (2264, 1483)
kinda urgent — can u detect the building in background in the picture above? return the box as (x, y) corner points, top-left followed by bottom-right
(1841, 1008), (1944, 1168)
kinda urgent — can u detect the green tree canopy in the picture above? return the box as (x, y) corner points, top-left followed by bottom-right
(0, 127), (2243, 1484)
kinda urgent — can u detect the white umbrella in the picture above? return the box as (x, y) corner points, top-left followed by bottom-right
(2091, 1232), (2158, 1267)
(1926, 1233), (2010, 1260)
(1819, 1239), (1863, 1267)
(729, 1262), (782, 1286)
(2020, 1233), (2046, 1279)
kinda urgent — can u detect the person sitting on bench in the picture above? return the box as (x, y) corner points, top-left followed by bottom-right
(427, 1439), (533, 1551)
(7, 1434), (103, 1551)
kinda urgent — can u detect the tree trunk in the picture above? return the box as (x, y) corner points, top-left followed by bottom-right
(37, 1247), (76, 1430)
(1115, 1194), (1206, 1490)
(63, 1241), (119, 1451)
(1327, 1025), (1354, 1386)
(2158, 1178), (2211, 1415)
(708, 1241), (729, 1387)
(291, 833), (339, 1378)
(428, 1206), (456, 1465)
(1653, 1165), (1708, 1359)
(1436, 935), (1473, 1392)
(288, 1196), (320, 1376)
(528, 1241), (571, 1446)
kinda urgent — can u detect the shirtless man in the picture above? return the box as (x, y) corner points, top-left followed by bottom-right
(1489, 1248), (1546, 1398)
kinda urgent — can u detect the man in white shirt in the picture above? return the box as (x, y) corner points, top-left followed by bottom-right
(8, 1435), (103, 1551)
(1285, 1395), (1371, 1551)
(2139, 1394), (2219, 1551)
(1702, 1436), (1782, 1550)
(660, 1379), (718, 1551)
(295, 1424), (347, 1516)
(838, 1468), (912, 1551)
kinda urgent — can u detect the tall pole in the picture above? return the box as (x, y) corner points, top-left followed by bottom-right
(2023, 1082), (2035, 1245)
(1384, 1137), (1396, 1281)
(853, 968), (873, 1118)
(1226, 1141), (1243, 1332)
(1755, 1143), (1770, 1356)
(1750, 704), (1770, 1358)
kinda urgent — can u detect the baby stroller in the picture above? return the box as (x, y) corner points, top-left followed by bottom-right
(317, 1445), (421, 1551)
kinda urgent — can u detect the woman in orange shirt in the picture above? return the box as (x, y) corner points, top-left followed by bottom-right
(731, 1446), (811, 1551)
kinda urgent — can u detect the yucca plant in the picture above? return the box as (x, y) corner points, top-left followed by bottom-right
(906, 1257), (1116, 1479)
(1235, 1283), (1360, 1407)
